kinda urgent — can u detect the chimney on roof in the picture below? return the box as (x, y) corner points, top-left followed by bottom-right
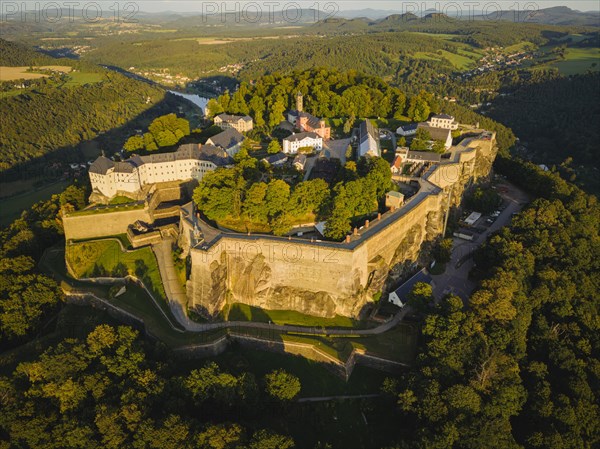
(365, 220), (370, 228)
(346, 235), (351, 244)
(353, 227), (358, 236)
(378, 213), (382, 220)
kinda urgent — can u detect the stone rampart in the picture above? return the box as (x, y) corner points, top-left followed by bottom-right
(187, 134), (497, 319)
(63, 207), (153, 240)
(64, 181), (194, 241)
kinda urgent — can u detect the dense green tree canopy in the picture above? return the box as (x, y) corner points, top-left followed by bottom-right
(264, 369), (301, 402)
(0, 70), (164, 171)
(384, 160), (599, 449)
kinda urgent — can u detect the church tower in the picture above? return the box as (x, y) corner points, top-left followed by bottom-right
(296, 91), (303, 112)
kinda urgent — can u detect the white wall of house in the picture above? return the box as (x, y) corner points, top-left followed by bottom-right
(214, 116), (253, 132)
(396, 126), (418, 136)
(91, 159), (217, 198)
(388, 292), (405, 308)
(428, 117), (458, 130)
(283, 136), (323, 154)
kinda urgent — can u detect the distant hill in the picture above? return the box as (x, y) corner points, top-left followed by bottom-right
(338, 8), (404, 20)
(0, 38), (56, 66)
(310, 17), (370, 33)
(473, 6), (599, 27)
(372, 13), (418, 27)
(336, 6), (599, 27)
(422, 13), (452, 21)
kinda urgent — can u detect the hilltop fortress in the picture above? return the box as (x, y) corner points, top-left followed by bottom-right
(181, 131), (497, 319)
(64, 124), (497, 320)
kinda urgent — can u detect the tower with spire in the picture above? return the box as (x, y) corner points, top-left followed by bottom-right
(296, 91), (303, 113)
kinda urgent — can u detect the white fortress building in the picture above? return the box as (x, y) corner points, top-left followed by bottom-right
(427, 114), (458, 130)
(282, 132), (323, 154)
(89, 144), (232, 199)
(213, 114), (253, 133)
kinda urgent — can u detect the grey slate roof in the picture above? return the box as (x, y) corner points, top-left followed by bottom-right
(207, 128), (245, 150)
(432, 113), (454, 120)
(359, 120), (379, 146)
(215, 113), (252, 123)
(262, 153), (288, 165)
(90, 143), (233, 175)
(284, 131), (321, 142)
(113, 161), (136, 173)
(417, 123), (452, 142)
(197, 144), (234, 166)
(89, 156), (115, 175)
(391, 269), (432, 302)
(407, 151), (442, 162)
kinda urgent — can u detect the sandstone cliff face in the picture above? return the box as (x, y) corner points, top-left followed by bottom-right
(192, 251), (368, 318)
(187, 136), (497, 319)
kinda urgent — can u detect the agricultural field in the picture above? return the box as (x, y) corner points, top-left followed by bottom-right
(550, 47), (600, 75)
(502, 41), (536, 54)
(63, 70), (104, 86)
(414, 49), (479, 70)
(0, 65), (72, 81)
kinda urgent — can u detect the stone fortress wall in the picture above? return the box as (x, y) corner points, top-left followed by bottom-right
(62, 133), (496, 319)
(63, 181), (194, 241)
(186, 133), (497, 319)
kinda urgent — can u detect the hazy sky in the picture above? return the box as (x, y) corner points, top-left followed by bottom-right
(15, 1), (600, 14)
(132, 1), (599, 13)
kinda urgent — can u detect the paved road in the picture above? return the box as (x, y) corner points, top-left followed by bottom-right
(430, 180), (529, 301)
(152, 239), (191, 327)
(297, 394), (381, 403)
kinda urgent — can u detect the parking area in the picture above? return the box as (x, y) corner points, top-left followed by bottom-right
(431, 179), (530, 301)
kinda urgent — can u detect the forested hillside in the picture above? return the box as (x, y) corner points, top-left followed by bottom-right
(383, 158), (600, 448)
(0, 38), (55, 66)
(74, 20), (578, 85)
(0, 39), (165, 173)
(0, 74), (164, 171)
(489, 72), (600, 165)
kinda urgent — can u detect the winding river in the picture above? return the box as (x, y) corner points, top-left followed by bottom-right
(168, 90), (210, 116)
